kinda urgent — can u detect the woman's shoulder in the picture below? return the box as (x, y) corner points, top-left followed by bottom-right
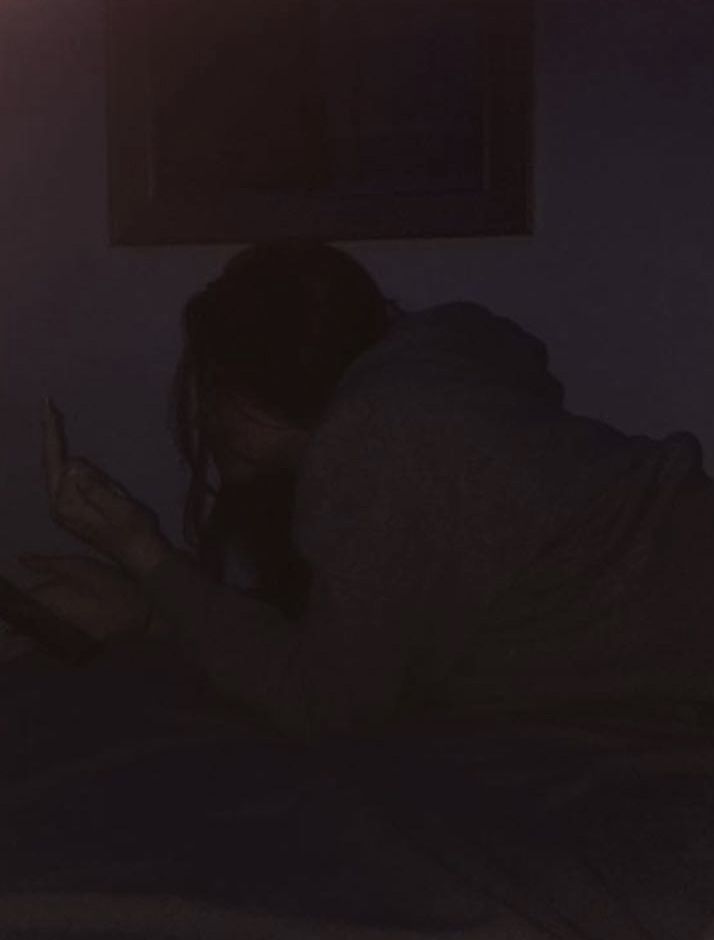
(334, 301), (563, 411)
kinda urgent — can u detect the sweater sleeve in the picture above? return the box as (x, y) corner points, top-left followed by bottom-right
(138, 393), (430, 742)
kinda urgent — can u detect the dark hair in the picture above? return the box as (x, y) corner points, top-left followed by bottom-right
(170, 240), (390, 618)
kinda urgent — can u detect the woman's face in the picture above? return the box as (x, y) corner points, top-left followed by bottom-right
(202, 392), (310, 485)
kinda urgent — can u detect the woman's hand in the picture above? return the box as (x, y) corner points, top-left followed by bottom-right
(18, 554), (153, 642)
(42, 398), (173, 578)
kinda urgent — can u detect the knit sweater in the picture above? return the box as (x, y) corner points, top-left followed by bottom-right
(140, 303), (709, 740)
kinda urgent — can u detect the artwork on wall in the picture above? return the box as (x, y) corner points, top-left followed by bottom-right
(106, 0), (533, 243)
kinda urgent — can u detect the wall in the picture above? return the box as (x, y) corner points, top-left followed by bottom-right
(1, 0), (713, 573)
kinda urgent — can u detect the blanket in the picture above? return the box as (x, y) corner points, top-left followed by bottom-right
(4, 640), (714, 939)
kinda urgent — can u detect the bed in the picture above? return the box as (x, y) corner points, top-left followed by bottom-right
(3, 637), (714, 940)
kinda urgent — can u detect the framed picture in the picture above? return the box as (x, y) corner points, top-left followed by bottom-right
(106, 0), (533, 244)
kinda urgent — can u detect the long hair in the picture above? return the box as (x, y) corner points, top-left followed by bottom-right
(169, 240), (390, 619)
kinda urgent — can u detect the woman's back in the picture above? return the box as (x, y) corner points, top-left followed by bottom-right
(292, 302), (708, 718)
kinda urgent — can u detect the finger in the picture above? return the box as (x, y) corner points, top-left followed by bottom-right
(51, 463), (106, 536)
(66, 458), (129, 497)
(74, 469), (134, 518)
(60, 459), (129, 520)
(42, 397), (68, 501)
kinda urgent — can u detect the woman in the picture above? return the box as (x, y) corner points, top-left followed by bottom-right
(20, 241), (714, 740)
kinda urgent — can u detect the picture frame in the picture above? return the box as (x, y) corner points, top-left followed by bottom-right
(106, 0), (534, 244)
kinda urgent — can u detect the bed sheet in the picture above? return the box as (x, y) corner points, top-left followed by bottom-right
(3, 640), (714, 940)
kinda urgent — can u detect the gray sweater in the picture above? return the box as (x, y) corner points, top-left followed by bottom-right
(141, 304), (708, 740)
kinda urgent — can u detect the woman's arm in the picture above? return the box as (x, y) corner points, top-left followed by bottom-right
(39, 395), (432, 741)
(137, 535), (418, 742)
(137, 393), (432, 742)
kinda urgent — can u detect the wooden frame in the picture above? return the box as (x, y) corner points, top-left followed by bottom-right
(106, 0), (534, 245)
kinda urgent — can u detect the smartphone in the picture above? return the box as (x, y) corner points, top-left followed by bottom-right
(0, 573), (102, 666)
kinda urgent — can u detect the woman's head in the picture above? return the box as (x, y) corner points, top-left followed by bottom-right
(170, 240), (390, 606)
(180, 239), (388, 420)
